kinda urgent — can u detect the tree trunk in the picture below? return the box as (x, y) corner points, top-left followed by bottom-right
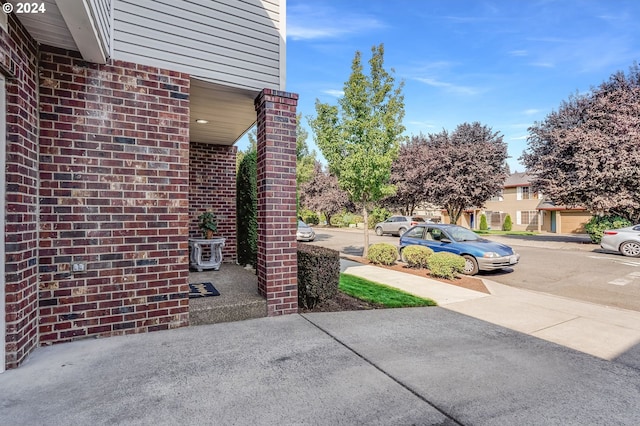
(324, 212), (332, 226)
(362, 205), (370, 258)
(448, 205), (463, 224)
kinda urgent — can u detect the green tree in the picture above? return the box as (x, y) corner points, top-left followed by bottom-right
(309, 44), (406, 256)
(236, 127), (257, 171)
(296, 114), (315, 187)
(479, 214), (488, 231)
(502, 214), (512, 231)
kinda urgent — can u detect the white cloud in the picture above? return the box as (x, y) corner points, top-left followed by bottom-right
(407, 120), (436, 128)
(287, 4), (385, 40)
(323, 89), (344, 97)
(510, 135), (529, 141)
(530, 62), (555, 68)
(523, 109), (540, 115)
(414, 77), (481, 95)
(509, 50), (528, 57)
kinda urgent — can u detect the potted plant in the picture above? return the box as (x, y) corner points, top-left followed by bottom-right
(198, 211), (218, 239)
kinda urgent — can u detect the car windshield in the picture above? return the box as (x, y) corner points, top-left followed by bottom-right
(446, 226), (480, 242)
(298, 220), (308, 227)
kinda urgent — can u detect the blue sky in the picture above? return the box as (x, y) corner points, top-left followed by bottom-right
(242, 0), (640, 171)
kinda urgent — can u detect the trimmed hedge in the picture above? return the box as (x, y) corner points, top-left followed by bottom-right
(297, 244), (340, 309)
(428, 252), (465, 279)
(367, 243), (398, 266)
(237, 151), (257, 267)
(401, 245), (434, 268)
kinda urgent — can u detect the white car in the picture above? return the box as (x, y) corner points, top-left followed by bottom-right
(601, 225), (640, 257)
(374, 215), (426, 236)
(296, 220), (316, 242)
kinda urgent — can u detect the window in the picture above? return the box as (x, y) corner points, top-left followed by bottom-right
(427, 227), (443, 241)
(517, 210), (539, 225)
(404, 226), (425, 239)
(485, 211), (504, 227)
(489, 190), (503, 202)
(517, 186), (534, 200)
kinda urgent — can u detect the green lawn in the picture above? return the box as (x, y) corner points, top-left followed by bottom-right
(474, 230), (537, 236)
(339, 273), (436, 308)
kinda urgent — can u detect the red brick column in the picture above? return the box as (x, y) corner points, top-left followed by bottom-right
(254, 89), (298, 316)
(2, 14), (40, 369)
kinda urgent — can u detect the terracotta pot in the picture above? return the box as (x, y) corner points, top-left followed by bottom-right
(205, 230), (215, 239)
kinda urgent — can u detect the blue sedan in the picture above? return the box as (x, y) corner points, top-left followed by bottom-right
(399, 224), (520, 275)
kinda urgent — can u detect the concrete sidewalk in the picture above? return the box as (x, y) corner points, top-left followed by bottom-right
(341, 259), (640, 361)
(1, 309), (639, 425)
(2, 258), (639, 424)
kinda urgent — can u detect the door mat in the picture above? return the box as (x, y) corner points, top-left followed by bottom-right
(189, 282), (220, 298)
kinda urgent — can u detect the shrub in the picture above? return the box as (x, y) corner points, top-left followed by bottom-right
(367, 243), (398, 265)
(368, 207), (392, 229)
(584, 215), (632, 244)
(427, 252), (466, 280)
(479, 214), (488, 231)
(300, 209), (319, 225)
(297, 244), (340, 309)
(237, 151), (257, 267)
(401, 245), (434, 268)
(502, 214), (512, 231)
(329, 214), (343, 227)
(352, 214), (364, 225)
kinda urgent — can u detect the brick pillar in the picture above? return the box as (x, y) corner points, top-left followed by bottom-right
(254, 89), (298, 316)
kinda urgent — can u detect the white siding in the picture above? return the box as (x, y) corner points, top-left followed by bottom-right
(112, 0), (283, 91)
(88, 0), (112, 57)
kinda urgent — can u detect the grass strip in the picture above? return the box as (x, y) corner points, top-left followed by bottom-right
(339, 273), (436, 308)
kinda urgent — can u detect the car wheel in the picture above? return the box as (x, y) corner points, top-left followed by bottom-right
(620, 241), (640, 257)
(462, 255), (479, 275)
(398, 227), (407, 236)
(375, 227), (383, 236)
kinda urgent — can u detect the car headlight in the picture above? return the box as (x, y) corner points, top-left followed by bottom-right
(483, 252), (500, 258)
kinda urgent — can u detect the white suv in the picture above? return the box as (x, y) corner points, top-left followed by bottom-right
(374, 216), (426, 236)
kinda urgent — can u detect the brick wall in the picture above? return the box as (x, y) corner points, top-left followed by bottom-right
(37, 46), (191, 344)
(189, 142), (237, 263)
(254, 89), (298, 316)
(1, 14), (40, 369)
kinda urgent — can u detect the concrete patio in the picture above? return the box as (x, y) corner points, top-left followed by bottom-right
(188, 264), (266, 326)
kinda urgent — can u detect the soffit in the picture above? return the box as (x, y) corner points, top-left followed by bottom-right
(190, 78), (258, 146)
(6, 0), (78, 51)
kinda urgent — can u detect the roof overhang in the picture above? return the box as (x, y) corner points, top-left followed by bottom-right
(190, 78), (259, 146)
(7, 0), (108, 63)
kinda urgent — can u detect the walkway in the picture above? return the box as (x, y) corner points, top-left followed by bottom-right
(341, 259), (640, 361)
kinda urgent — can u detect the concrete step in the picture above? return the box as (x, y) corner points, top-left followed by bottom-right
(189, 297), (267, 326)
(188, 263), (266, 326)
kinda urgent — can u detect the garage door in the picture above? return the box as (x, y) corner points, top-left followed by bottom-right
(560, 212), (591, 234)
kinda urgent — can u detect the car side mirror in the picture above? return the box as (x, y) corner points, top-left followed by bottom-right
(440, 238), (451, 243)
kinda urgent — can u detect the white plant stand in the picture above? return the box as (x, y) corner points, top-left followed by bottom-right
(189, 237), (226, 271)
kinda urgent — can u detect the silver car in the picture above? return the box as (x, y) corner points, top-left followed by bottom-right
(601, 225), (640, 257)
(374, 215), (426, 236)
(296, 220), (316, 242)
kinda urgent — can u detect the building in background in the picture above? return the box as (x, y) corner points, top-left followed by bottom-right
(442, 173), (592, 233)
